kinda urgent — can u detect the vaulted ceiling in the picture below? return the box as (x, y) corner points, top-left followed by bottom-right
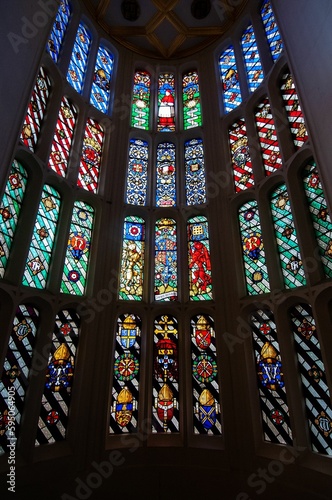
(80, 0), (248, 58)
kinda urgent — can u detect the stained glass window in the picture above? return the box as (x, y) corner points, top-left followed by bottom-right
(157, 73), (175, 132)
(182, 71), (202, 129)
(66, 22), (91, 94)
(110, 314), (141, 434)
(270, 184), (306, 288)
(191, 315), (221, 435)
(250, 309), (293, 444)
(156, 142), (176, 207)
(35, 309), (80, 445)
(238, 200), (270, 295)
(0, 305), (39, 455)
(188, 216), (212, 300)
(261, 0), (283, 61)
(254, 96), (282, 175)
(241, 24), (264, 92)
(77, 118), (104, 193)
(219, 46), (242, 113)
(152, 315), (179, 433)
(229, 118), (254, 192)
(280, 72), (308, 149)
(0, 160), (28, 278)
(119, 216), (145, 301)
(131, 71), (151, 130)
(61, 201), (94, 295)
(48, 96), (77, 177)
(125, 138), (148, 206)
(46, 0), (71, 63)
(90, 45), (114, 113)
(20, 66), (52, 152)
(185, 138), (206, 205)
(154, 218), (177, 301)
(290, 304), (332, 455)
(22, 185), (61, 289)
(303, 161), (332, 278)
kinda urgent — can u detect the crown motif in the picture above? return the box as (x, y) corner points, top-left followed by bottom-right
(231, 136), (247, 151)
(84, 137), (101, 152)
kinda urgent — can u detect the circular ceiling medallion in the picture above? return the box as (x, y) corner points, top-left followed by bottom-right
(191, 0), (211, 19)
(121, 0), (140, 22)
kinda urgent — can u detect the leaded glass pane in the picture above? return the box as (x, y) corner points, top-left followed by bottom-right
(183, 71), (202, 129)
(0, 305), (39, 455)
(125, 138), (148, 206)
(20, 67), (52, 152)
(290, 304), (332, 455)
(0, 160), (28, 278)
(238, 200), (270, 295)
(77, 118), (104, 193)
(188, 216), (212, 300)
(302, 161), (332, 278)
(152, 315), (179, 433)
(241, 24), (264, 92)
(22, 185), (61, 289)
(61, 201), (94, 295)
(154, 218), (177, 301)
(219, 46), (242, 113)
(119, 216), (145, 301)
(261, 0), (283, 61)
(35, 309), (80, 445)
(191, 315), (221, 435)
(270, 184), (306, 288)
(156, 142), (176, 207)
(229, 118), (254, 192)
(110, 314), (141, 434)
(185, 138), (206, 206)
(66, 22), (91, 93)
(90, 45), (114, 113)
(250, 309), (293, 444)
(280, 72), (308, 149)
(46, 0), (71, 63)
(255, 96), (282, 175)
(48, 96), (77, 177)
(157, 73), (175, 132)
(131, 71), (150, 130)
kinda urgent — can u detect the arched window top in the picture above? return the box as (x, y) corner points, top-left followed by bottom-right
(157, 73), (176, 132)
(131, 70), (151, 130)
(77, 117), (104, 193)
(46, 0), (72, 63)
(218, 45), (242, 113)
(20, 66), (52, 152)
(260, 0), (283, 62)
(182, 70), (202, 129)
(241, 24), (264, 92)
(90, 44), (114, 113)
(66, 21), (92, 94)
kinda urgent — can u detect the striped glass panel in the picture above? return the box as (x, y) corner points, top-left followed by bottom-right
(255, 96), (282, 175)
(0, 160), (28, 278)
(22, 185), (61, 289)
(250, 309), (293, 444)
(270, 184), (306, 288)
(35, 309), (80, 445)
(219, 46), (242, 113)
(46, 0), (71, 63)
(48, 96), (77, 177)
(229, 118), (254, 192)
(239, 200), (270, 295)
(20, 67), (51, 152)
(61, 201), (94, 295)
(280, 72), (308, 149)
(261, 0), (283, 61)
(90, 45), (114, 113)
(66, 22), (91, 93)
(77, 118), (104, 193)
(241, 24), (264, 92)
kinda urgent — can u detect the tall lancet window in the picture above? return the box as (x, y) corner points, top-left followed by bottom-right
(131, 71), (151, 130)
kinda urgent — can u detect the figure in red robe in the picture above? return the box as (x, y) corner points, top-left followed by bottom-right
(158, 89), (175, 128)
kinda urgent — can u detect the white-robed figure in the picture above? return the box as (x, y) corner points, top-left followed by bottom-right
(158, 89), (175, 129)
